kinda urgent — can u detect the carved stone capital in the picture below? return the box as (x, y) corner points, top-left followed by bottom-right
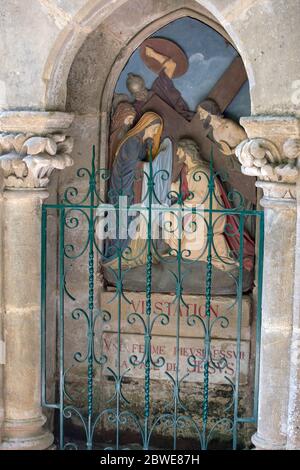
(256, 181), (296, 207)
(235, 116), (300, 185)
(0, 111), (74, 189)
(0, 111), (74, 134)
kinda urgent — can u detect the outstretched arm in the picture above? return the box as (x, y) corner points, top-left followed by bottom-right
(145, 46), (168, 63)
(145, 46), (176, 79)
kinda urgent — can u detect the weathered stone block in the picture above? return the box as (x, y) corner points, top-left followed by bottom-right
(102, 332), (250, 385)
(101, 291), (251, 340)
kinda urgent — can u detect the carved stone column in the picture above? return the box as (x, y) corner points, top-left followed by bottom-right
(0, 190), (4, 445)
(286, 140), (300, 450)
(0, 111), (74, 450)
(236, 116), (300, 450)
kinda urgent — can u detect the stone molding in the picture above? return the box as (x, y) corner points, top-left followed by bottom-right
(235, 116), (300, 203)
(236, 137), (299, 184)
(0, 111), (74, 188)
(252, 431), (286, 451)
(0, 111), (74, 133)
(256, 181), (297, 206)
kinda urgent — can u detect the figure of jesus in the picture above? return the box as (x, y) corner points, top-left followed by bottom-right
(197, 102), (247, 156)
(163, 138), (234, 271)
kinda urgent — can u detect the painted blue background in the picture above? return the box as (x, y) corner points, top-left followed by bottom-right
(115, 17), (250, 122)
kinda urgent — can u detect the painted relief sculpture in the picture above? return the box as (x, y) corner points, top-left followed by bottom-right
(102, 29), (256, 293)
(197, 100), (247, 156)
(109, 101), (136, 169)
(141, 38), (194, 121)
(105, 112), (164, 265)
(126, 73), (153, 121)
(164, 139), (233, 271)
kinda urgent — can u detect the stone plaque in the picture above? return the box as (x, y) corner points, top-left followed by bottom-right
(102, 332), (250, 385)
(101, 291), (251, 340)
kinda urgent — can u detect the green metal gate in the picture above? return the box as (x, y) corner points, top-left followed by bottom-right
(41, 146), (264, 450)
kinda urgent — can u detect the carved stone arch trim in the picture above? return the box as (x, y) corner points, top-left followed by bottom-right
(100, 7), (233, 114)
(98, 6), (245, 169)
(44, 0), (254, 111)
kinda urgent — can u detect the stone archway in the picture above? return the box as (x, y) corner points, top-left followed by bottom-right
(98, 6), (245, 173)
(0, 0), (299, 451)
(55, 1), (300, 443)
(77, 10), (259, 450)
(44, 0), (252, 111)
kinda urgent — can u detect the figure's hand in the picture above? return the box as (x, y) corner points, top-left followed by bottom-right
(218, 141), (233, 156)
(145, 46), (155, 58)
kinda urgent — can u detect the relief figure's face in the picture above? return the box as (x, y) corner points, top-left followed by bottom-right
(176, 147), (186, 162)
(197, 106), (209, 121)
(124, 114), (135, 126)
(127, 77), (146, 97)
(209, 114), (222, 128)
(143, 123), (160, 141)
(184, 152), (194, 167)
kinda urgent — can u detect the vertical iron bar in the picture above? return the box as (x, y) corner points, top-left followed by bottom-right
(38, 145), (265, 451)
(115, 161), (123, 450)
(116, 246), (121, 450)
(87, 146), (96, 449)
(202, 148), (214, 449)
(254, 214), (264, 421)
(174, 174), (183, 450)
(144, 141), (153, 450)
(59, 208), (65, 450)
(233, 215), (245, 450)
(41, 206), (47, 407)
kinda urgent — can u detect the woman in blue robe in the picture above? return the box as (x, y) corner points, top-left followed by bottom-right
(104, 112), (163, 262)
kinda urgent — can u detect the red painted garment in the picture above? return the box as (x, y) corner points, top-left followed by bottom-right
(216, 180), (255, 271)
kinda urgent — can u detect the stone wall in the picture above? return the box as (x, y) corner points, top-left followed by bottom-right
(1, 0), (299, 115)
(0, 0), (299, 451)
